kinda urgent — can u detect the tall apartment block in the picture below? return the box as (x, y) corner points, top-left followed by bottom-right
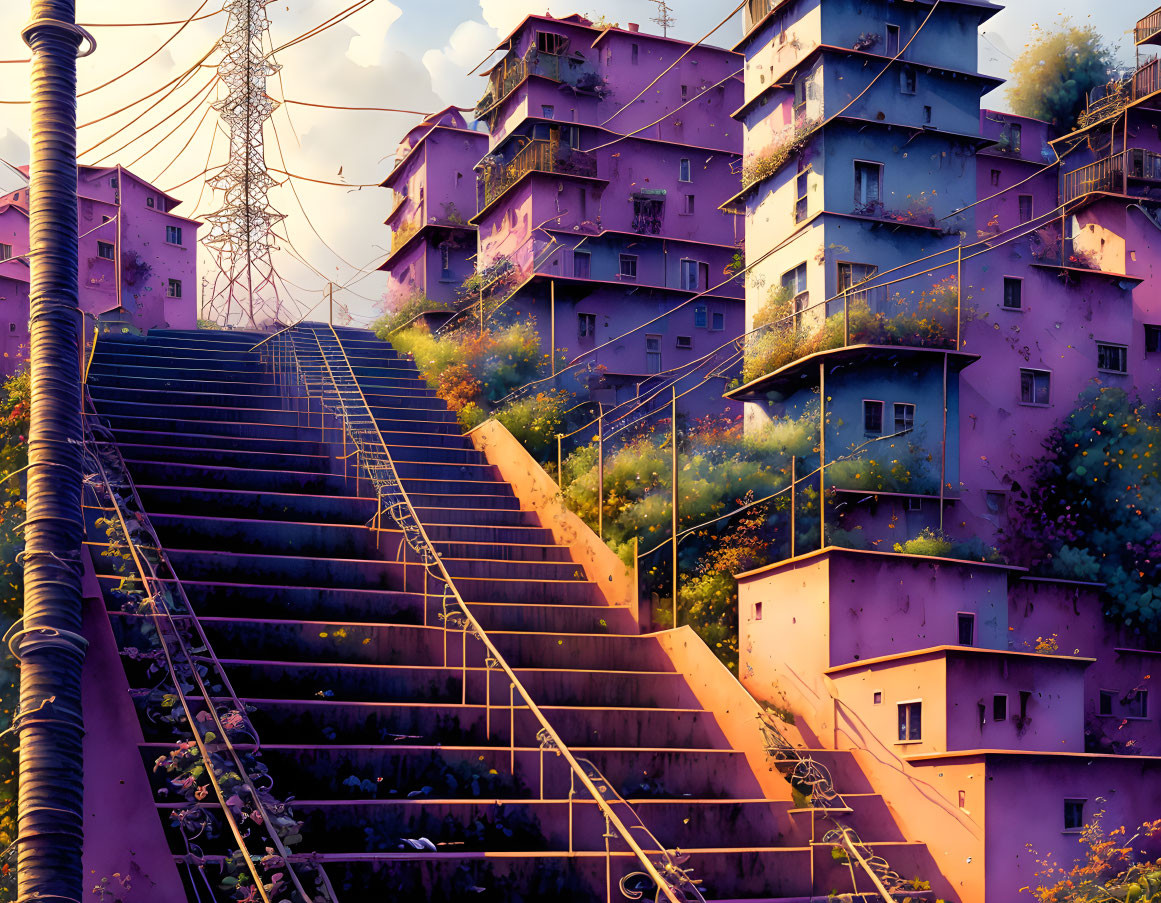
(732, 3), (1161, 901)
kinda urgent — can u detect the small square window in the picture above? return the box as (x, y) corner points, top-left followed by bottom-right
(146, 197), (155, 208)
(676, 335), (692, 350)
(619, 254), (638, 279)
(694, 304), (707, 328)
(900, 66), (917, 95)
(893, 402), (915, 434)
(165, 225), (182, 245)
(990, 169), (1001, 187)
(1018, 195), (1033, 224)
(863, 400), (884, 434)
(682, 194), (695, 215)
(711, 312), (724, 331)
(1064, 799), (1086, 831)
(1003, 277), (1022, 310)
(97, 241), (115, 261)
(993, 695), (1008, 721)
(1099, 690), (1114, 716)
(1126, 689), (1148, 718)
(541, 105), (555, 118)
(166, 278), (182, 299)
(957, 613), (975, 646)
(679, 158), (691, 182)
(1146, 324), (1161, 353)
(1020, 369), (1050, 406)
(873, 691), (883, 705)
(907, 497), (922, 512)
(578, 312), (596, 340)
(1097, 343), (1127, 374)
(0, 243), (12, 261)
(898, 701), (921, 741)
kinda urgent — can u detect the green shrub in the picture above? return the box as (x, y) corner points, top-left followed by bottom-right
(373, 294), (455, 336)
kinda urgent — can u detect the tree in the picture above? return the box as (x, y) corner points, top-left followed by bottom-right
(1005, 22), (1115, 130)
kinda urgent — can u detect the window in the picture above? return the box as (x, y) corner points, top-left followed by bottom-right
(991, 169), (1001, 187)
(1018, 195), (1033, 224)
(165, 225), (182, 245)
(561, 124), (580, 146)
(1003, 277), (1022, 310)
(863, 400), (884, 434)
(885, 24), (900, 55)
(1146, 324), (1161, 353)
(993, 694), (1008, 722)
(694, 304), (707, 328)
(854, 161), (882, 207)
(536, 31), (567, 54)
(838, 262), (878, 292)
(957, 613), (975, 646)
(619, 254), (638, 280)
(0, 243), (10, 261)
(97, 241), (115, 261)
(958, 790), (967, 809)
(985, 491), (1006, 514)
(166, 279), (182, 299)
(578, 313), (596, 340)
(632, 196), (664, 234)
(1099, 690), (1115, 716)
(711, 311), (724, 331)
(900, 66), (917, 95)
(646, 335), (662, 374)
(680, 259), (699, 291)
(679, 158), (691, 182)
(795, 164), (810, 222)
(893, 402), (915, 434)
(676, 335), (692, 350)
(101, 215), (110, 224)
(7, 323), (13, 333)
(541, 105), (555, 118)
(1064, 799), (1086, 832)
(898, 701), (922, 741)
(1007, 123), (1023, 153)
(782, 262), (809, 324)
(440, 246), (451, 278)
(922, 105), (932, 124)
(1126, 689), (1149, 718)
(1097, 343), (1128, 373)
(573, 250), (590, 279)
(680, 84), (689, 103)
(1020, 369), (1050, 406)
(754, 600), (763, 621)
(110, 176), (118, 188)
(873, 691), (883, 705)
(682, 194), (695, 215)
(631, 43), (639, 65)
(907, 497), (922, 512)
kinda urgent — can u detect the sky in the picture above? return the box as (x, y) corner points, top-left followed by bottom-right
(0, 1), (1131, 324)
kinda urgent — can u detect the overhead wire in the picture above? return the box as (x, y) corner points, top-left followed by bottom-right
(266, 0), (378, 57)
(95, 75), (221, 168)
(149, 84), (221, 184)
(78, 11), (225, 28)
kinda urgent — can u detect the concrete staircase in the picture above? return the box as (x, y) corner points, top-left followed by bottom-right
(82, 325), (933, 902)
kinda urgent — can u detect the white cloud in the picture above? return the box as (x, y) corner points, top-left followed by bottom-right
(478, 0), (555, 34)
(346, 1), (404, 67)
(422, 19), (495, 104)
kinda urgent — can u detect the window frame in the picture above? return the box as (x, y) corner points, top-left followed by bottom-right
(853, 159), (883, 208)
(676, 335), (693, 350)
(679, 258), (699, 292)
(693, 303), (708, 329)
(681, 193), (695, 215)
(993, 694), (1008, 722)
(165, 224), (183, 246)
(1098, 689), (1115, 716)
(1017, 194), (1034, 224)
(96, 240), (115, 261)
(990, 168), (1001, 187)
(893, 402), (916, 435)
(541, 104), (555, 118)
(678, 158), (692, 183)
(711, 311), (725, 332)
(885, 23), (901, 56)
(899, 65), (917, 95)
(1145, 324), (1161, 353)
(1002, 276), (1023, 310)
(957, 612), (976, 647)
(1125, 689), (1149, 719)
(619, 253), (638, 280)
(1096, 342), (1128, 374)
(166, 278), (182, 299)
(573, 250), (591, 279)
(1019, 368), (1051, 406)
(863, 399), (885, 435)
(897, 700), (922, 743)
(645, 333), (662, 374)
(577, 312), (597, 341)
(1063, 799), (1086, 833)
(0, 243), (13, 262)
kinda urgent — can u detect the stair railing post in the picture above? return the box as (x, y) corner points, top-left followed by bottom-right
(790, 455), (797, 559)
(671, 385), (678, 629)
(604, 812), (613, 903)
(568, 770), (575, 854)
(509, 682), (516, 774)
(556, 433), (563, 491)
(597, 404), (604, 540)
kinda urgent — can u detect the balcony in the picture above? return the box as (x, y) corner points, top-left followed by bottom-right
(1061, 147), (1161, 204)
(1076, 58), (1161, 129)
(479, 139), (598, 207)
(1137, 6), (1161, 45)
(476, 45), (606, 122)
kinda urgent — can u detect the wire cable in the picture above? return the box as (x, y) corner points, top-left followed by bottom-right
(266, 0), (377, 57)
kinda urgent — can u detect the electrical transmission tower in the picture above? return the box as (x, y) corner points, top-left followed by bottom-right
(202, 0), (289, 327)
(648, 0), (675, 37)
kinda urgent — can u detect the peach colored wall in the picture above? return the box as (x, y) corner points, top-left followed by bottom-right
(830, 653), (948, 755)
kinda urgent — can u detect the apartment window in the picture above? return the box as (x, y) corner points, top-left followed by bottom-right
(440, 246), (451, 279)
(631, 43), (639, 65)
(680, 259), (699, 291)
(646, 334), (662, 374)
(165, 225), (183, 245)
(854, 161), (882, 207)
(561, 124), (580, 146)
(110, 176), (118, 188)
(578, 312), (596, 340)
(990, 169), (1001, 187)
(1007, 123), (1023, 153)
(1097, 342), (1128, 374)
(893, 402), (915, 434)
(795, 165), (810, 223)
(1064, 799), (1086, 832)
(993, 694), (1008, 722)
(885, 24), (900, 55)
(957, 613), (975, 646)
(863, 400), (884, 434)
(536, 31), (567, 54)
(573, 250), (590, 278)
(873, 691), (883, 705)
(711, 311), (724, 331)
(1020, 369), (1051, 406)
(922, 105), (932, 124)
(680, 84), (689, 103)
(1146, 324), (1161, 353)
(897, 701), (922, 741)
(682, 194), (695, 215)
(97, 241), (115, 261)
(166, 279), (182, 299)
(1003, 277), (1022, 310)
(1018, 195), (1033, 224)
(679, 158), (692, 182)
(838, 262), (878, 292)
(619, 254), (638, 280)
(541, 105), (555, 118)
(676, 335), (692, 350)
(147, 196), (156, 208)
(0, 243), (11, 261)
(1126, 689), (1149, 718)
(693, 304), (707, 328)
(900, 66), (917, 95)
(1099, 690), (1115, 716)
(754, 600), (763, 620)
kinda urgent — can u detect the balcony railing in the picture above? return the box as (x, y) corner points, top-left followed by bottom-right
(477, 46), (604, 120)
(1062, 148), (1161, 204)
(1137, 6), (1161, 44)
(1077, 58), (1161, 128)
(480, 140), (597, 206)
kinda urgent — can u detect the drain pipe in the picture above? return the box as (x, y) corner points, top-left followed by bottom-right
(14, 4), (93, 902)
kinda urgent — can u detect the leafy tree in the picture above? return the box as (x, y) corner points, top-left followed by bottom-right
(1004, 386), (1161, 636)
(1005, 22), (1115, 130)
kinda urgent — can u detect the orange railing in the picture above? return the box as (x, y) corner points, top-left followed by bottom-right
(1062, 148), (1161, 203)
(1137, 7), (1161, 44)
(481, 139), (597, 205)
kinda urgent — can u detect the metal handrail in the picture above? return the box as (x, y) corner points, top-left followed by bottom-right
(265, 322), (702, 903)
(81, 389), (336, 903)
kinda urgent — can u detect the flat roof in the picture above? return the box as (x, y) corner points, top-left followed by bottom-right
(735, 544), (1025, 582)
(825, 644), (1095, 676)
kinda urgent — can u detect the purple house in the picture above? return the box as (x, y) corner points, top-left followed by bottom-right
(379, 107), (487, 319)
(470, 14), (747, 417)
(0, 163), (200, 375)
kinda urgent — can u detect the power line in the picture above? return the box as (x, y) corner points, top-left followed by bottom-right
(266, 0), (378, 57)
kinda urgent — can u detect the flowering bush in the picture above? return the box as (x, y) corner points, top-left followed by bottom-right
(741, 119), (816, 189)
(374, 294), (456, 336)
(1027, 813), (1161, 903)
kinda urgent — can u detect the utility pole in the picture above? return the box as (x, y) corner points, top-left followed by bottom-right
(18, 4), (92, 902)
(648, 0), (675, 37)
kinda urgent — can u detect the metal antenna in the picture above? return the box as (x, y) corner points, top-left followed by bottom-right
(202, 0), (289, 328)
(648, 0), (675, 37)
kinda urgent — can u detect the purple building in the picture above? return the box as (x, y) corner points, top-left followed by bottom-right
(0, 163), (200, 375)
(470, 14), (747, 416)
(379, 107), (487, 317)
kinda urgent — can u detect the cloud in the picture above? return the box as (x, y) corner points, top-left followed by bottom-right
(345, 1), (404, 67)
(422, 19), (495, 104)
(478, 0), (556, 34)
